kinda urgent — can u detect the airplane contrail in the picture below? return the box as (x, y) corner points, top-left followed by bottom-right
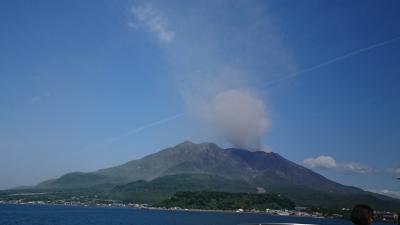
(108, 113), (184, 144)
(83, 36), (400, 150)
(112, 36), (400, 140)
(81, 113), (184, 152)
(263, 35), (400, 87)
(105, 36), (400, 141)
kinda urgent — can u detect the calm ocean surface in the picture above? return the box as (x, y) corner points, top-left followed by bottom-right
(0, 204), (389, 225)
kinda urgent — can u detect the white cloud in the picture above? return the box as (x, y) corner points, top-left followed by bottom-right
(303, 155), (337, 169)
(129, 4), (175, 43)
(367, 189), (400, 199)
(339, 162), (372, 174)
(386, 167), (400, 177)
(303, 155), (372, 174)
(387, 167), (400, 174)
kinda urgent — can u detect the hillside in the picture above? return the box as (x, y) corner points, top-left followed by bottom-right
(38, 141), (361, 193)
(20, 141), (400, 211)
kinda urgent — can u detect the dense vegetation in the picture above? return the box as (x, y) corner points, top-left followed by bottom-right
(113, 174), (253, 193)
(157, 191), (295, 210)
(110, 174), (255, 203)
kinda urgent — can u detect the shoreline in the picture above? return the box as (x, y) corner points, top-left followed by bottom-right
(0, 201), (331, 219)
(4, 201), (395, 224)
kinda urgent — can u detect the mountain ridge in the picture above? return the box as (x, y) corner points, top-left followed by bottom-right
(38, 141), (361, 194)
(30, 141), (400, 210)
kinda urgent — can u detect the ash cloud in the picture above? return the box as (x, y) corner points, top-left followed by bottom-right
(212, 89), (270, 151)
(181, 70), (271, 151)
(129, 1), (298, 150)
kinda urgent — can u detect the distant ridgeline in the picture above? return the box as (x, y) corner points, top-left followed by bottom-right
(157, 191), (295, 211)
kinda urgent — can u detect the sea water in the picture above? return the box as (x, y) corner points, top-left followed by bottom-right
(0, 204), (389, 225)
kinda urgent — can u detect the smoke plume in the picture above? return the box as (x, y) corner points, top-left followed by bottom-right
(212, 89), (269, 151)
(178, 67), (271, 150)
(130, 1), (297, 150)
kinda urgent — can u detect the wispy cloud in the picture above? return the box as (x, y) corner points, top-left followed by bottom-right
(339, 162), (373, 174)
(386, 167), (400, 178)
(28, 96), (42, 105)
(28, 91), (51, 105)
(303, 155), (337, 169)
(303, 155), (373, 174)
(304, 157), (400, 177)
(366, 189), (400, 199)
(129, 4), (175, 43)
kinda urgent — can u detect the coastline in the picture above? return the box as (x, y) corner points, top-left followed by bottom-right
(0, 200), (329, 219)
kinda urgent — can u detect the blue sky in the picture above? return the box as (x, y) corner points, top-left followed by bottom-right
(0, 0), (399, 198)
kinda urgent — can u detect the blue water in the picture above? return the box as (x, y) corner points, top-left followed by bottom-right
(0, 204), (388, 225)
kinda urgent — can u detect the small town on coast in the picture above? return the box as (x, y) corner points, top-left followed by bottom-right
(1, 196), (398, 223)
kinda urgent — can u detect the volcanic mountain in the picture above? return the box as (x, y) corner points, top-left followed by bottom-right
(39, 141), (348, 191)
(35, 141), (400, 210)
